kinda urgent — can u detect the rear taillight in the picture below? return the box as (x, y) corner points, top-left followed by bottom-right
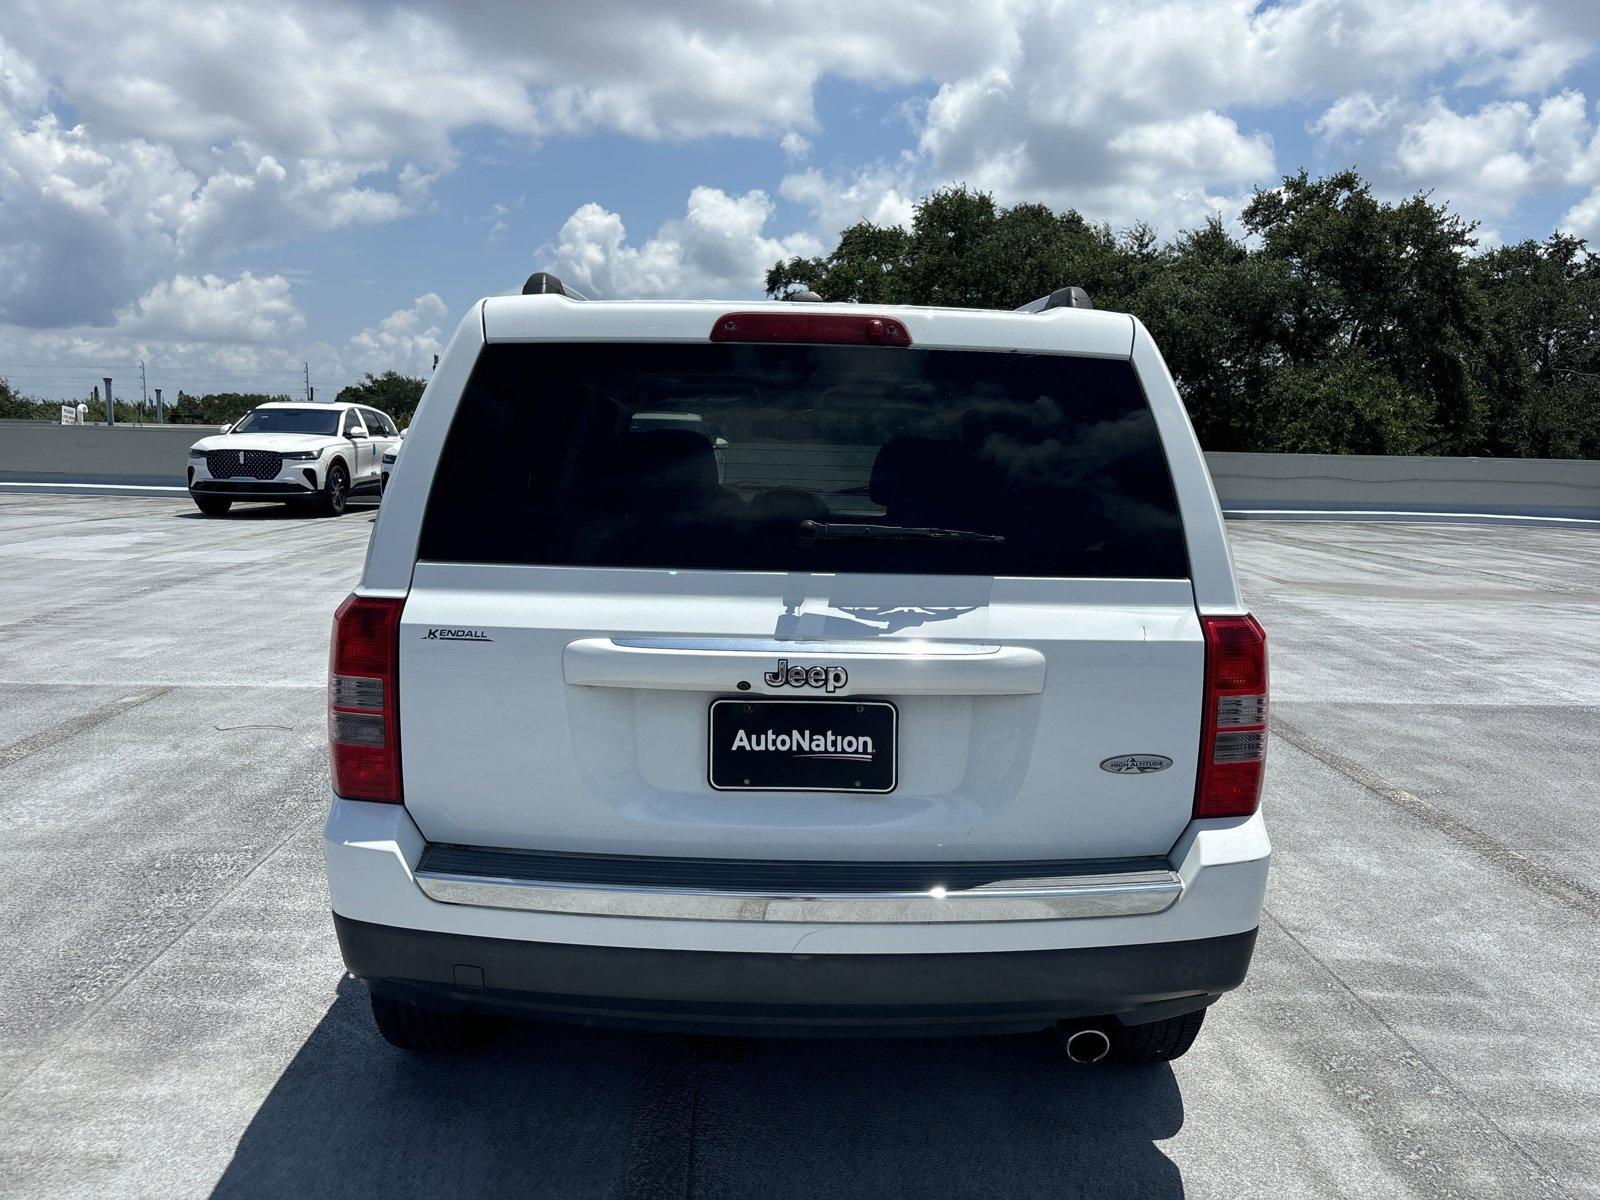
(710, 312), (912, 346)
(1195, 614), (1268, 819)
(329, 593), (404, 803)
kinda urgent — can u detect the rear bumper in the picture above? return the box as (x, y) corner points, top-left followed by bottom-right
(324, 798), (1269, 957)
(336, 913), (1256, 1035)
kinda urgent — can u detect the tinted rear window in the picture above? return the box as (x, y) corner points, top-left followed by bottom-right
(419, 343), (1187, 579)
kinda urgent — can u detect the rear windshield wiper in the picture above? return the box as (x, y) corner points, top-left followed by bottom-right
(797, 520), (1005, 544)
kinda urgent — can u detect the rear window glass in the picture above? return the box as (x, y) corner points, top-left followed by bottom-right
(419, 342), (1188, 579)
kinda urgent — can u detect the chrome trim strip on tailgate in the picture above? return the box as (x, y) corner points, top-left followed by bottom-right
(612, 637), (1002, 655)
(414, 860), (1182, 923)
(563, 637), (1047, 695)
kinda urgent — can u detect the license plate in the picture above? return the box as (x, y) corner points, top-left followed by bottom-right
(708, 699), (897, 793)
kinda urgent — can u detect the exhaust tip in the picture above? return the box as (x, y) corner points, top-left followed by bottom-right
(1063, 1027), (1111, 1064)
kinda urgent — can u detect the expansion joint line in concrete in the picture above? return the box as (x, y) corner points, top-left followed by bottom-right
(1270, 718), (1600, 920)
(0, 687), (171, 770)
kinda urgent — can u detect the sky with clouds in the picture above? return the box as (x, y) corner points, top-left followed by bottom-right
(3, 0), (1600, 404)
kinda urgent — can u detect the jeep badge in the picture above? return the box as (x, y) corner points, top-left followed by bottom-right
(763, 658), (848, 693)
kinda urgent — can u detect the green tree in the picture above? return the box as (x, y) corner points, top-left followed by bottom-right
(767, 187), (1122, 310)
(1469, 234), (1600, 458)
(1236, 170), (1483, 454)
(163, 392), (292, 427)
(1126, 218), (1292, 451)
(768, 171), (1600, 457)
(335, 371), (427, 428)
(0, 379), (52, 420)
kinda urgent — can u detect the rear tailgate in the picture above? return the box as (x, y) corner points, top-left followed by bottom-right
(399, 569), (1201, 859)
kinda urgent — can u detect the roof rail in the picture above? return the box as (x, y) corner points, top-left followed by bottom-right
(522, 271), (590, 300)
(1015, 286), (1094, 313)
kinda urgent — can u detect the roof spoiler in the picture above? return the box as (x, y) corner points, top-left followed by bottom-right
(521, 271), (590, 300)
(1015, 286), (1094, 313)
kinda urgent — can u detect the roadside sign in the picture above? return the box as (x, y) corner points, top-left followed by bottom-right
(60, 404), (77, 426)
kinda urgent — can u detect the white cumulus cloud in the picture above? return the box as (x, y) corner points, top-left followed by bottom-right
(781, 163), (921, 236)
(342, 293), (450, 378)
(551, 188), (823, 299)
(115, 272), (304, 344)
(1309, 89), (1600, 217)
(0, 0), (1597, 379)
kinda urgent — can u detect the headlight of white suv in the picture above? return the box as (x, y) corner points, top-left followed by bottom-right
(187, 448), (206, 458)
(281, 450), (321, 460)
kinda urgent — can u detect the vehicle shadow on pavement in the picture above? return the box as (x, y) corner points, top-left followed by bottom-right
(211, 977), (1184, 1200)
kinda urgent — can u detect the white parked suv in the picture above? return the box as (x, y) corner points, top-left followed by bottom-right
(323, 275), (1270, 1065)
(186, 401), (401, 516)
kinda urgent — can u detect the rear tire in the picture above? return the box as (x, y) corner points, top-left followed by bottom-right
(319, 462), (349, 517)
(1105, 1009), (1207, 1066)
(192, 496), (231, 516)
(369, 993), (490, 1052)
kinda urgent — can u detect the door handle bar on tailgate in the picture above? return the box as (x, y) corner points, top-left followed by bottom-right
(562, 637), (1046, 695)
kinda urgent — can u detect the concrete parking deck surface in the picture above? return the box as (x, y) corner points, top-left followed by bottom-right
(0, 493), (1595, 1199)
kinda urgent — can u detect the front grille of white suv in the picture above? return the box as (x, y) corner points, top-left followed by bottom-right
(207, 449), (282, 480)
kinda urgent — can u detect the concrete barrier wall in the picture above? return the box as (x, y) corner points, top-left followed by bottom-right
(1, 422), (1597, 516)
(0, 421), (208, 484)
(1204, 451), (1600, 518)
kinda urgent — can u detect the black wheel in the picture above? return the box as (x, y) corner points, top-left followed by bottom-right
(369, 993), (491, 1052)
(192, 495), (231, 516)
(319, 461), (350, 517)
(1105, 1009), (1207, 1066)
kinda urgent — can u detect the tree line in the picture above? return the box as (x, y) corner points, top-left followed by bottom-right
(767, 170), (1600, 459)
(0, 372), (428, 429)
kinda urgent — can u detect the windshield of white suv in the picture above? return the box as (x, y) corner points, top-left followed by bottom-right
(230, 408), (341, 436)
(420, 342), (1188, 578)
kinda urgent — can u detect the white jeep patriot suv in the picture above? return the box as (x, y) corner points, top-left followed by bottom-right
(323, 275), (1270, 1065)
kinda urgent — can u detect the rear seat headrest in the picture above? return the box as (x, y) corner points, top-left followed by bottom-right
(610, 429), (720, 497)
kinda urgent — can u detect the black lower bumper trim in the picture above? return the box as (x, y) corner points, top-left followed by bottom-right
(191, 480), (312, 496)
(416, 843), (1171, 892)
(334, 914), (1257, 1036)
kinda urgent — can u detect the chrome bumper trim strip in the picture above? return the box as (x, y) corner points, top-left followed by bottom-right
(414, 868), (1183, 923)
